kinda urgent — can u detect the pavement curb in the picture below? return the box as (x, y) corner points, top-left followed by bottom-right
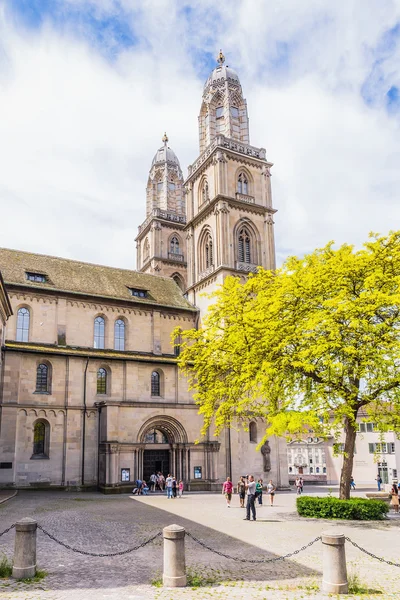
(0, 490), (18, 504)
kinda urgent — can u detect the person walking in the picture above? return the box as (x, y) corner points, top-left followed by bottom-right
(178, 480), (184, 498)
(237, 476), (246, 508)
(158, 472), (165, 491)
(222, 476), (233, 508)
(244, 475), (256, 521)
(295, 477), (302, 495)
(376, 474), (382, 491)
(172, 476), (177, 498)
(299, 477), (304, 493)
(150, 472), (157, 492)
(350, 476), (356, 490)
(390, 482), (399, 513)
(267, 480), (276, 506)
(256, 479), (263, 505)
(165, 474), (173, 499)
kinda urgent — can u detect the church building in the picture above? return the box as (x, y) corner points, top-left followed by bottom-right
(0, 52), (288, 492)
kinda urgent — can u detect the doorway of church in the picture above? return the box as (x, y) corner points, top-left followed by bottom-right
(143, 449), (170, 483)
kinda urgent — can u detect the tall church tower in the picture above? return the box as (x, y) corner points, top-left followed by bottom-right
(185, 51), (276, 315)
(136, 134), (187, 291)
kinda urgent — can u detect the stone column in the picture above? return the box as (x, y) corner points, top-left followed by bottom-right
(12, 518), (37, 579)
(163, 524), (186, 587)
(321, 531), (348, 594)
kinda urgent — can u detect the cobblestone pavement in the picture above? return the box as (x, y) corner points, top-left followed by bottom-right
(0, 488), (399, 599)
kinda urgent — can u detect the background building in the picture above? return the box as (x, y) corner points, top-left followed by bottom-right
(0, 53), (288, 492)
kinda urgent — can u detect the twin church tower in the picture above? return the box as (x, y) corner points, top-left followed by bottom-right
(135, 51), (277, 315)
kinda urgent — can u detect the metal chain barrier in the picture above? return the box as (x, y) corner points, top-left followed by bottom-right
(37, 525), (162, 557)
(345, 537), (400, 568)
(0, 524), (15, 537)
(186, 531), (322, 564)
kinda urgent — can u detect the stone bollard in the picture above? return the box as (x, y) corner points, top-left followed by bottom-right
(12, 518), (37, 579)
(163, 524), (186, 587)
(321, 531), (348, 594)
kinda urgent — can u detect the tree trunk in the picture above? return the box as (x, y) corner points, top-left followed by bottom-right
(339, 416), (357, 500)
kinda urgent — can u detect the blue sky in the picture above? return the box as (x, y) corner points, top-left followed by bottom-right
(1, 0), (400, 268)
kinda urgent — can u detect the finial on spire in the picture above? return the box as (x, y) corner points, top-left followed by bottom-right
(162, 132), (168, 145)
(217, 49), (225, 66)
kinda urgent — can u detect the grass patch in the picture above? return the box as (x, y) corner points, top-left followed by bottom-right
(0, 555), (12, 578)
(348, 572), (382, 595)
(20, 569), (48, 584)
(152, 566), (220, 589)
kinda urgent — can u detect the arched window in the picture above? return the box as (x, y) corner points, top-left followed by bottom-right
(323, 466), (327, 474)
(201, 181), (209, 205)
(97, 368), (107, 395)
(205, 233), (213, 269)
(16, 307), (30, 342)
(151, 371), (160, 396)
(249, 422), (257, 443)
(32, 420), (49, 458)
(237, 172), (248, 195)
(238, 227), (251, 263)
(170, 236), (180, 255)
(143, 238), (150, 262)
(36, 363), (50, 393)
(309, 467), (313, 474)
(94, 316), (105, 349)
(114, 319), (125, 351)
(316, 467), (320, 474)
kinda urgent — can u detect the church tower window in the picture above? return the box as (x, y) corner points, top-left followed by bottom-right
(237, 173), (248, 195)
(151, 371), (160, 396)
(215, 106), (224, 119)
(170, 236), (180, 255)
(201, 181), (209, 205)
(238, 227), (251, 263)
(36, 363), (50, 393)
(205, 234), (213, 268)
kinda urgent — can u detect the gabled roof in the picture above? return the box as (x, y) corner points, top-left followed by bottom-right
(0, 248), (196, 312)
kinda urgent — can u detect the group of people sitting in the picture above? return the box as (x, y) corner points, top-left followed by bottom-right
(132, 472), (184, 497)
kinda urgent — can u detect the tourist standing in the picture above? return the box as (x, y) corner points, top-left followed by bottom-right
(178, 480), (184, 498)
(150, 472), (157, 492)
(350, 476), (356, 490)
(295, 477), (302, 495)
(158, 472), (165, 491)
(390, 483), (399, 513)
(166, 474), (173, 499)
(267, 480), (276, 506)
(244, 475), (256, 521)
(222, 476), (233, 508)
(376, 474), (382, 491)
(299, 477), (304, 493)
(172, 476), (177, 498)
(237, 476), (246, 508)
(256, 479), (263, 505)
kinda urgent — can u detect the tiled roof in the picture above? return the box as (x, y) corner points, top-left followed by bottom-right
(0, 248), (196, 312)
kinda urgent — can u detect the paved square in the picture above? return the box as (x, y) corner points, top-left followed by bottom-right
(0, 488), (399, 599)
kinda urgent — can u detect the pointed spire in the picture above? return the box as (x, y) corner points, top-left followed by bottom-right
(162, 132), (169, 146)
(217, 49), (225, 66)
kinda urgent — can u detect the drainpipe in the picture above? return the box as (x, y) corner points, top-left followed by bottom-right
(81, 356), (90, 487)
(96, 402), (102, 489)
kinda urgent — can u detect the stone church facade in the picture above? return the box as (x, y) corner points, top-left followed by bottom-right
(0, 52), (288, 492)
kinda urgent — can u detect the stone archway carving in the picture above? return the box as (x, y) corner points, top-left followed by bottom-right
(137, 415), (188, 445)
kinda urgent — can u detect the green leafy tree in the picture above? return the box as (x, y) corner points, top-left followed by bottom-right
(175, 232), (400, 499)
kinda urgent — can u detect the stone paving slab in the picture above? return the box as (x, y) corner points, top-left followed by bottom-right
(0, 489), (399, 599)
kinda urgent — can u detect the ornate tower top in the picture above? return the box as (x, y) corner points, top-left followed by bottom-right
(162, 132), (169, 145)
(198, 52), (249, 153)
(146, 136), (184, 216)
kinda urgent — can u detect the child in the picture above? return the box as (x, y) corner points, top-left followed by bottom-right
(178, 480), (184, 498)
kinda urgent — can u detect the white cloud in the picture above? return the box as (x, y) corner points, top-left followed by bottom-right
(0, 0), (400, 270)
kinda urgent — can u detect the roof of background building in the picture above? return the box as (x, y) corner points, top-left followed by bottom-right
(0, 248), (196, 312)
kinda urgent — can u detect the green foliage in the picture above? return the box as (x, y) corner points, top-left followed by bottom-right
(0, 554), (12, 578)
(20, 568), (47, 584)
(151, 567), (219, 589)
(176, 231), (400, 497)
(348, 572), (382, 595)
(296, 496), (388, 520)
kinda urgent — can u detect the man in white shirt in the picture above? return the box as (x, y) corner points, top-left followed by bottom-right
(165, 474), (173, 499)
(244, 475), (256, 521)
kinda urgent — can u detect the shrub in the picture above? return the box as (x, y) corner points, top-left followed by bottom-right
(296, 496), (388, 520)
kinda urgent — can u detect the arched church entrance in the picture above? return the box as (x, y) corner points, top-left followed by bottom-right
(138, 416), (188, 483)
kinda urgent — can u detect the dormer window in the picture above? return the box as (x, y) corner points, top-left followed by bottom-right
(129, 288), (148, 298)
(216, 106), (224, 119)
(26, 272), (47, 283)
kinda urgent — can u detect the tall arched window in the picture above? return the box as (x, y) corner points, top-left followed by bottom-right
(16, 307), (30, 342)
(201, 181), (209, 205)
(205, 234), (213, 268)
(170, 236), (180, 255)
(32, 420), (49, 458)
(97, 368), (107, 394)
(237, 172), (248, 195)
(238, 227), (251, 263)
(36, 363), (50, 393)
(249, 421), (257, 443)
(94, 316), (105, 349)
(114, 319), (125, 351)
(151, 371), (160, 396)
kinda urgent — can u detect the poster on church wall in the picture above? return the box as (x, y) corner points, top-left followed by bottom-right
(121, 468), (130, 482)
(194, 466), (202, 479)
